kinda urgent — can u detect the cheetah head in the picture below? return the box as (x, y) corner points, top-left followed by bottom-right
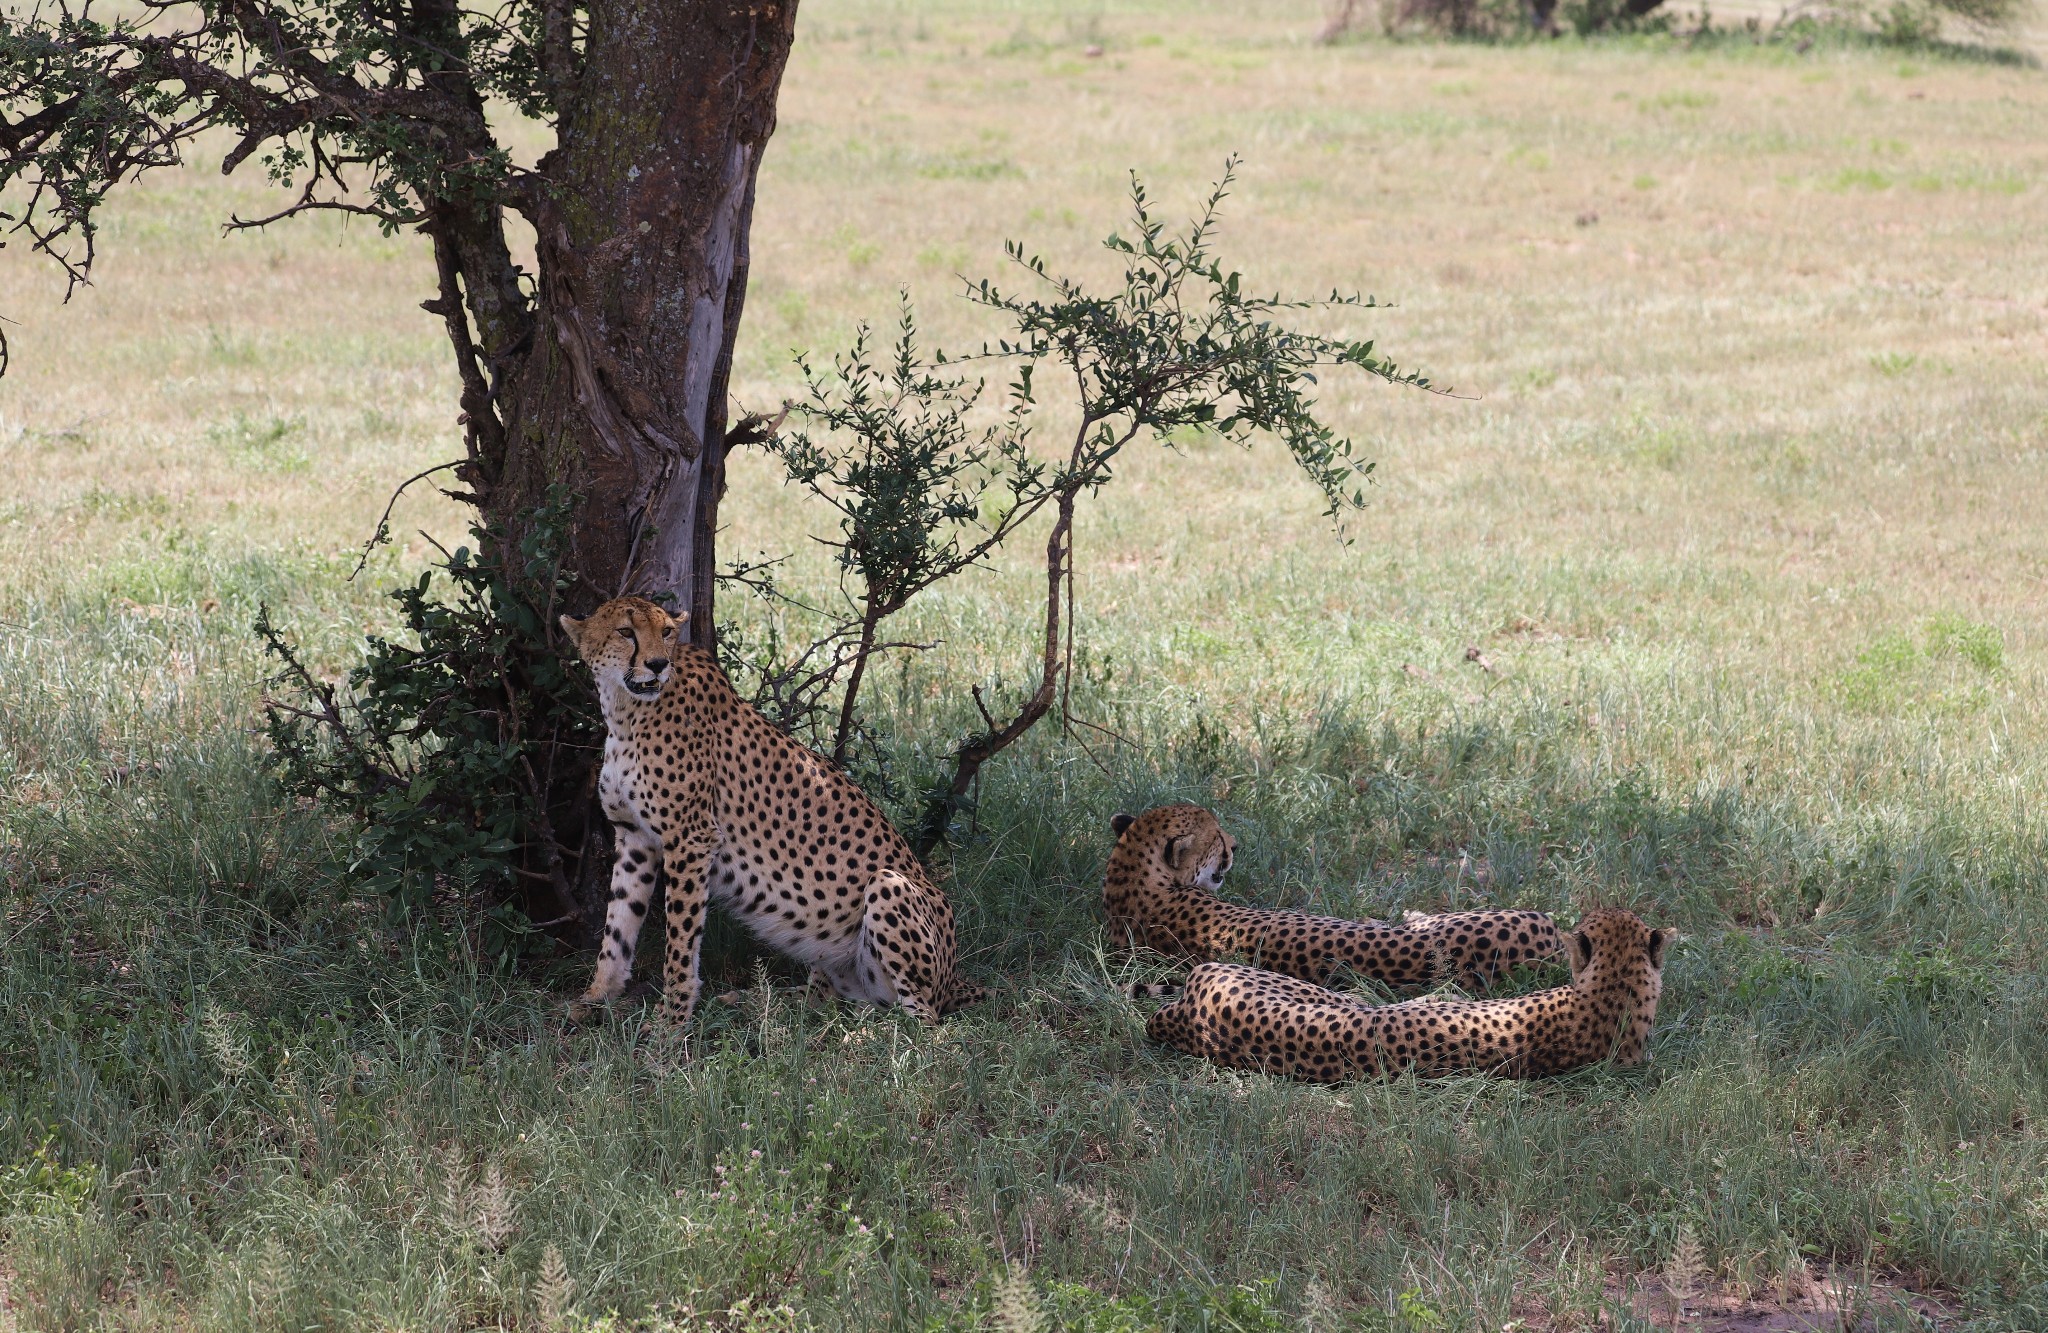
(1108, 804), (1236, 895)
(559, 596), (682, 701)
(1565, 907), (1672, 997)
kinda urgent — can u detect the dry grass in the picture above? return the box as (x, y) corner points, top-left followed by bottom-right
(7, 2), (2044, 762)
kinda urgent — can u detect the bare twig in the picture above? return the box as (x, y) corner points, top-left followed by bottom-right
(350, 460), (464, 578)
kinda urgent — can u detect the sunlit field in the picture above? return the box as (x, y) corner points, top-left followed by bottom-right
(3, 1), (2047, 1328)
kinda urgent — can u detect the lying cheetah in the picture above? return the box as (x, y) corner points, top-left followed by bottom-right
(560, 596), (984, 1026)
(1104, 804), (1562, 991)
(1143, 907), (1670, 1082)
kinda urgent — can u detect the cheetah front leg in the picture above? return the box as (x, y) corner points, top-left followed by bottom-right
(656, 830), (717, 1026)
(571, 821), (663, 1020)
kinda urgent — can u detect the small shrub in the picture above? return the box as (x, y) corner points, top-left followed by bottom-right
(257, 487), (599, 942)
(1877, 0), (1945, 42)
(739, 161), (1431, 855)
(0, 1138), (95, 1223)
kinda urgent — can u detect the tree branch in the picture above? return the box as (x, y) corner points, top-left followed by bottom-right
(225, 176), (408, 231)
(421, 210), (508, 481)
(349, 459), (465, 579)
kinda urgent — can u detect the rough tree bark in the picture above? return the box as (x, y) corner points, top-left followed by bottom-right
(478, 3), (790, 634)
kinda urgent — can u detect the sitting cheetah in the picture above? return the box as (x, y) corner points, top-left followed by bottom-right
(1104, 805), (1562, 991)
(559, 596), (984, 1026)
(1143, 907), (1670, 1082)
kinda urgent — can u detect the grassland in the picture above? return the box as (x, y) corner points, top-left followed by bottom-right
(4, 1), (2048, 1328)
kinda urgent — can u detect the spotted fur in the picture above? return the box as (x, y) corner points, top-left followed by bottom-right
(1143, 907), (1670, 1082)
(1104, 804), (1563, 991)
(560, 596), (984, 1026)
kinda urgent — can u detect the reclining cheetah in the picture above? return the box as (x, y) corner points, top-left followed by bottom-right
(1104, 805), (1562, 991)
(560, 596), (984, 1026)
(1142, 907), (1670, 1082)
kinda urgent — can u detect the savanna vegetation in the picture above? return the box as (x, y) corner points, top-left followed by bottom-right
(3, 1), (2047, 1329)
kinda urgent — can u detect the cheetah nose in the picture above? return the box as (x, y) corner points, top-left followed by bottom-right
(644, 657), (669, 673)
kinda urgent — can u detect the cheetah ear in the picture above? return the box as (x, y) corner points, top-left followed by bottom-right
(1163, 835), (1191, 873)
(558, 613), (584, 642)
(1110, 812), (1137, 839)
(1572, 930), (1595, 971)
(1645, 928), (1671, 970)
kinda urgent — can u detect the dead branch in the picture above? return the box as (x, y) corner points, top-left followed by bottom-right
(349, 461), (464, 578)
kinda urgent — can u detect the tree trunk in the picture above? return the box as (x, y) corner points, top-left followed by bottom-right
(452, 0), (797, 926)
(484, 0), (796, 622)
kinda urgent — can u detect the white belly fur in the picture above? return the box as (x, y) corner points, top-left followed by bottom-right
(704, 838), (865, 974)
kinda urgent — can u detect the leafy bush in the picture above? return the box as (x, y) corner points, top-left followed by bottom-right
(0, 1137), (95, 1224)
(258, 488), (599, 943)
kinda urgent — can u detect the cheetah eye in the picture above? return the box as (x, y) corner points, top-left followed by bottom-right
(663, 624), (676, 638)
(615, 627), (633, 639)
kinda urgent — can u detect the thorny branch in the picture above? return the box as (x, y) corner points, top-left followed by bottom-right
(254, 606), (407, 792)
(350, 460), (466, 579)
(422, 210), (508, 476)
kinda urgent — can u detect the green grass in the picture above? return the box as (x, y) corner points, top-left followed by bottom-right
(5, 0), (2048, 1327)
(6, 585), (2048, 1328)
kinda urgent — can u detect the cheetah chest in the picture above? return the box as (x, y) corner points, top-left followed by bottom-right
(599, 732), (883, 976)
